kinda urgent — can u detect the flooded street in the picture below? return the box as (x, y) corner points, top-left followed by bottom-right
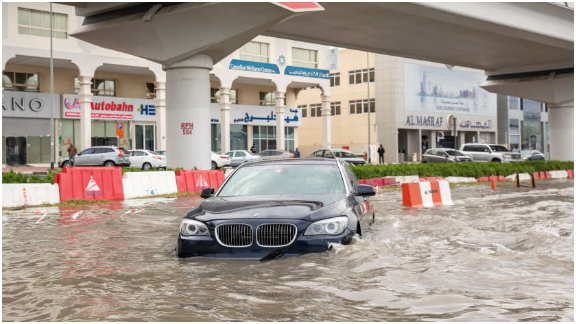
(2, 180), (573, 321)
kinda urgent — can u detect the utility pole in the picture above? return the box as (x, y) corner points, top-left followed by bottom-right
(49, 3), (55, 170)
(366, 52), (371, 163)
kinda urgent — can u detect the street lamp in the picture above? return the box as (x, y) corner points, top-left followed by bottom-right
(366, 52), (371, 163)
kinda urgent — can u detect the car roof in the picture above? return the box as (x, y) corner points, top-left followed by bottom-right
(240, 157), (339, 167)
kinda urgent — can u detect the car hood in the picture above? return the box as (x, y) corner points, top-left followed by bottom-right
(341, 157), (365, 162)
(186, 194), (350, 222)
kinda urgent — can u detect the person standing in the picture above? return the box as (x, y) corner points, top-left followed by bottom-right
(377, 144), (385, 164)
(67, 143), (78, 167)
(250, 144), (257, 154)
(294, 148), (301, 158)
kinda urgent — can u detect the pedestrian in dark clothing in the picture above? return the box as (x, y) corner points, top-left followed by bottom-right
(377, 144), (385, 164)
(294, 148), (301, 158)
(67, 143), (78, 166)
(250, 144), (257, 154)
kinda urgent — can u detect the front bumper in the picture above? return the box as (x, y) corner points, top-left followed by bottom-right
(502, 159), (524, 163)
(177, 219), (355, 258)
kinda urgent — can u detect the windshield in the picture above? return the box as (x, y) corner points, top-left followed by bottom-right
(218, 164), (346, 196)
(489, 145), (510, 152)
(446, 150), (466, 157)
(333, 150), (356, 158)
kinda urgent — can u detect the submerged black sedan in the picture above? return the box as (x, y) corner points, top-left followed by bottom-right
(177, 158), (376, 259)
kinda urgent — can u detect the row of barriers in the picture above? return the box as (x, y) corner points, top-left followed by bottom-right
(53, 167), (226, 202)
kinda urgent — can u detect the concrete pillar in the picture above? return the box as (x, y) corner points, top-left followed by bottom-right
(247, 125), (254, 151)
(220, 86), (231, 153)
(155, 81), (166, 150)
(431, 130), (436, 149)
(321, 94), (331, 149)
(78, 75), (92, 150)
(165, 55), (213, 169)
(418, 128), (422, 161)
(548, 103), (574, 161)
(275, 91), (286, 151)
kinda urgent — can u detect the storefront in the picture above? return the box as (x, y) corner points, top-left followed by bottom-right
(2, 91), (59, 166)
(60, 94), (157, 156)
(209, 103), (301, 153)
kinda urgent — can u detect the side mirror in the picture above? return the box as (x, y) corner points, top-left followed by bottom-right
(357, 184), (376, 197)
(200, 187), (215, 199)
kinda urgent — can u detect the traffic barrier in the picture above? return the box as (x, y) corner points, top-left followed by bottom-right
(358, 179), (367, 185)
(2, 183), (60, 207)
(476, 177), (491, 182)
(395, 175), (420, 184)
(567, 170), (574, 179)
(54, 167), (124, 201)
(445, 177), (477, 183)
(533, 172), (540, 180)
(505, 173), (532, 181)
(402, 180), (452, 208)
(382, 177), (399, 186)
(549, 170), (568, 179)
(419, 177), (444, 182)
(175, 170), (225, 193)
(122, 171), (178, 199)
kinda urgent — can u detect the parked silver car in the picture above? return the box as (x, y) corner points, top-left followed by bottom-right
(128, 149), (166, 170)
(60, 146), (131, 167)
(258, 150), (294, 160)
(310, 149), (367, 165)
(522, 150), (546, 161)
(459, 143), (523, 163)
(422, 148), (472, 163)
(224, 150), (261, 167)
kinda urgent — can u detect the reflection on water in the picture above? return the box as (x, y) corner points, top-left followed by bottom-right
(2, 182), (574, 321)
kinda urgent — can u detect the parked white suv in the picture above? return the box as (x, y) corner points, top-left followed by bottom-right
(459, 143), (523, 163)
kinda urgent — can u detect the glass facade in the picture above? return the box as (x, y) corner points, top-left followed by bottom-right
(230, 125), (247, 151)
(253, 125), (276, 152)
(135, 124), (155, 150)
(211, 123), (221, 152)
(522, 99), (542, 151)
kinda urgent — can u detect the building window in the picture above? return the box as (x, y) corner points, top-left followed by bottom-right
(292, 47), (318, 69)
(259, 92), (276, 106)
(211, 88), (238, 104)
(330, 102), (341, 116)
(239, 41), (269, 63)
(2, 72), (39, 92)
(330, 73), (340, 87)
(146, 83), (156, 99)
(298, 105), (307, 118)
(310, 103), (322, 117)
(348, 68), (374, 85)
(285, 127), (295, 153)
(18, 8), (67, 39)
(74, 77), (116, 96)
(349, 99), (375, 114)
(508, 96), (520, 110)
(253, 126), (276, 152)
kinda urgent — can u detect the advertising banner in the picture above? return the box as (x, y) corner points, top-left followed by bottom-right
(229, 59), (280, 74)
(2, 91), (60, 119)
(62, 94), (156, 122)
(209, 103), (302, 127)
(284, 66), (329, 79)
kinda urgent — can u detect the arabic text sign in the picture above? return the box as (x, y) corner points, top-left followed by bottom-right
(229, 59), (280, 74)
(64, 111), (133, 119)
(209, 103), (302, 127)
(284, 66), (330, 79)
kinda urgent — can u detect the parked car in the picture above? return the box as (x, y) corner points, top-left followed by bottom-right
(422, 148), (472, 163)
(258, 150), (293, 160)
(60, 146), (130, 167)
(459, 143), (523, 163)
(211, 151), (231, 169)
(310, 149), (367, 165)
(128, 149), (166, 170)
(224, 150), (261, 167)
(152, 150), (166, 156)
(522, 150), (546, 161)
(176, 158), (376, 258)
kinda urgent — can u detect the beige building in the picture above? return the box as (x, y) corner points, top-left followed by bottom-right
(298, 49), (499, 163)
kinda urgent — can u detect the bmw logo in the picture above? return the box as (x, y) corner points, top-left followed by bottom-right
(253, 213), (260, 218)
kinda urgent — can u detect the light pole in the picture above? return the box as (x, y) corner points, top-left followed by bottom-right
(49, 3), (55, 170)
(366, 52), (371, 163)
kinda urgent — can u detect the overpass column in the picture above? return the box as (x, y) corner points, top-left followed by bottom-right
(164, 55), (213, 169)
(275, 91), (286, 151)
(321, 95), (331, 149)
(548, 103), (574, 161)
(220, 86), (231, 153)
(78, 75), (93, 150)
(155, 81), (166, 150)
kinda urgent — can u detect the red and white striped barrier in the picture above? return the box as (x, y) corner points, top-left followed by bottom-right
(402, 180), (453, 208)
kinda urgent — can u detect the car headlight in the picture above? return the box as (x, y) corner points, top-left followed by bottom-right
(503, 154), (512, 159)
(304, 217), (348, 236)
(180, 219), (210, 236)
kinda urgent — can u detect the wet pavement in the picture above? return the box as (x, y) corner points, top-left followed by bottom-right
(2, 180), (574, 321)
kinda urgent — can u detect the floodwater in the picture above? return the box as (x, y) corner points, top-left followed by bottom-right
(2, 180), (574, 321)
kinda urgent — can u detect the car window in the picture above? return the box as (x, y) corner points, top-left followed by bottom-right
(339, 151), (356, 158)
(136, 151), (148, 156)
(324, 151), (334, 158)
(489, 145), (510, 152)
(224, 152), (232, 157)
(79, 148), (93, 155)
(313, 151), (324, 157)
(426, 149), (435, 155)
(219, 164), (346, 196)
(236, 151), (246, 158)
(343, 163), (358, 193)
(260, 151), (270, 156)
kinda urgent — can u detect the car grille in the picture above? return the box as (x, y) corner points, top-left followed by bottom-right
(511, 154), (521, 159)
(215, 224), (253, 247)
(256, 224), (297, 247)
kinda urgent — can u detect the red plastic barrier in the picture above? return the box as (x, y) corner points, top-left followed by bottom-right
(476, 177), (490, 182)
(544, 171), (552, 179)
(567, 170), (574, 179)
(382, 178), (399, 186)
(533, 172), (540, 180)
(176, 170), (225, 193)
(358, 179), (367, 185)
(54, 167), (124, 201)
(497, 175), (506, 182)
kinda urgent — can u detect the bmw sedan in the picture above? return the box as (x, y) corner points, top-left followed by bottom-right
(177, 159), (376, 259)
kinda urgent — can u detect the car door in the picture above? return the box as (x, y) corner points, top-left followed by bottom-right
(235, 150), (248, 164)
(130, 151), (145, 168)
(74, 148), (93, 166)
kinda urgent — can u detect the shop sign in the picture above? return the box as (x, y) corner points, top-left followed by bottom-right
(2, 91), (59, 119)
(284, 66), (329, 79)
(116, 123), (124, 137)
(62, 94), (156, 121)
(181, 122), (194, 136)
(459, 119), (493, 129)
(229, 59), (280, 74)
(209, 103), (302, 127)
(405, 115), (443, 127)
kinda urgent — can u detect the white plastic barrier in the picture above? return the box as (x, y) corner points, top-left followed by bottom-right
(445, 177), (478, 183)
(2, 183), (60, 207)
(395, 175), (420, 184)
(549, 170), (568, 179)
(122, 171), (178, 199)
(505, 173), (532, 181)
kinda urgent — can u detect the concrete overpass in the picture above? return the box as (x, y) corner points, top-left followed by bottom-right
(66, 2), (574, 167)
